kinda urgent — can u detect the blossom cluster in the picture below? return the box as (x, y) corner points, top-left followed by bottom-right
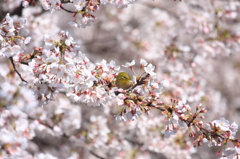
(17, 27), (163, 109)
(0, 13), (31, 59)
(0, 0), (240, 159)
(37, 0), (136, 27)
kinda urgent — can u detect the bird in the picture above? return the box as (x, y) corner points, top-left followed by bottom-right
(115, 72), (133, 90)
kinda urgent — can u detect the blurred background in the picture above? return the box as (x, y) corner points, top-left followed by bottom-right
(1, 0), (240, 158)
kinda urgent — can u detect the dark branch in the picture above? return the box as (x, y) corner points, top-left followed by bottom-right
(89, 150), (105, 159)
(60, 5), (76, 13)
(9, 57), (28, 83)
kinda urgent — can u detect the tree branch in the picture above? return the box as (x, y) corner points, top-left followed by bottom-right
(89, 150), (105, 159)
(9, 57), (28, 83)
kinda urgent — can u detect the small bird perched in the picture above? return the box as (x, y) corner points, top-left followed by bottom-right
(115, 72), (133, 90)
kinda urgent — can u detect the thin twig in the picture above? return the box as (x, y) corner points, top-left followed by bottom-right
(61, 0), (73, 4)
(9, 57), (28, 83)
(89, 150), (105, 159)
(60, 5), (76, 13)
(148, 104), (166, 112)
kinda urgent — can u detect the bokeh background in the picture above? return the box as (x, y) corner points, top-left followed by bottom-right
(1, 0), (240, 159)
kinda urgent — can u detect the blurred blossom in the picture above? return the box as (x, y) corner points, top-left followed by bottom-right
(176, 100), (190, 113)
(212, 117), (231, 131)
(122, 60), (135, 68)
(144, 63), (156, 76)
(0, 0), (240, 159)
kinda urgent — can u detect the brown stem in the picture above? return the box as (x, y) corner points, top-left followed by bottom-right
(9, 57), (28, 83)
(60, 5), (76, 13)
(89, 150), (105, 159)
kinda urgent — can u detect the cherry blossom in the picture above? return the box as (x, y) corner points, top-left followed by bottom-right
(0, 1), (240, 159)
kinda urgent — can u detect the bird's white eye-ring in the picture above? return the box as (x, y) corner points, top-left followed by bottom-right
(122, 76), (127, 79)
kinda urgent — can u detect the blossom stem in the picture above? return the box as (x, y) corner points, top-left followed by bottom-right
(9, 57), (28, 83)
